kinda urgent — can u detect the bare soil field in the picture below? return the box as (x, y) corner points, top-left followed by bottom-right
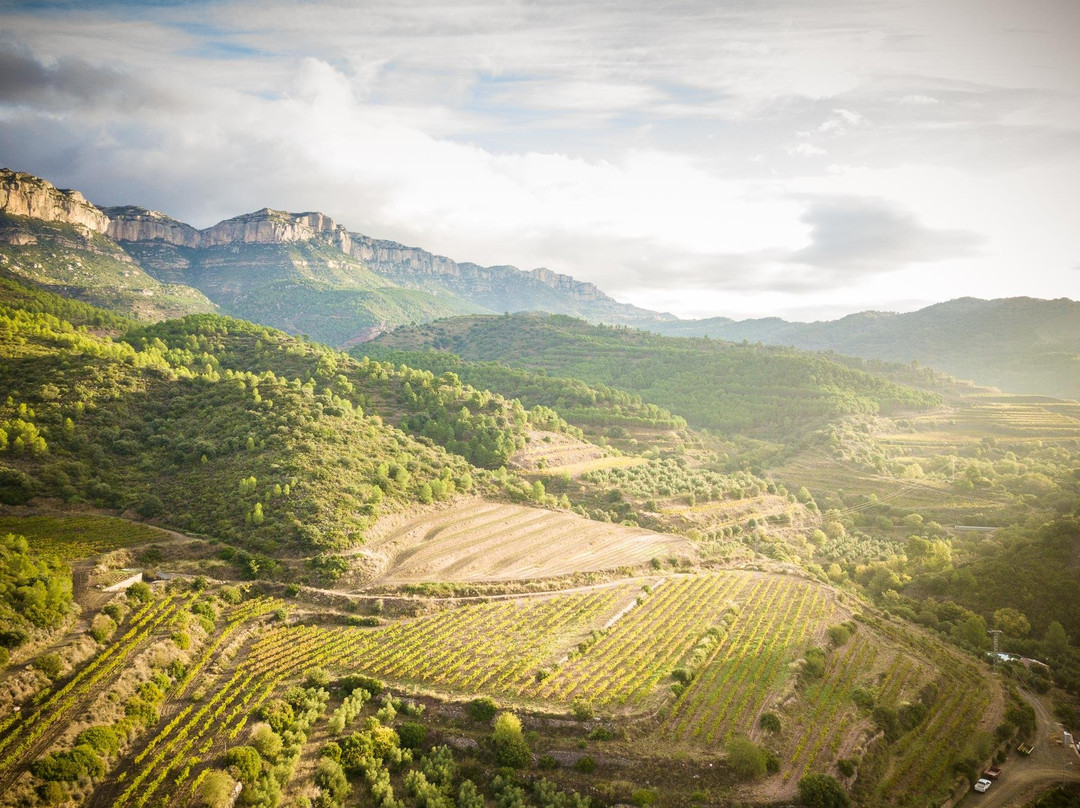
(365, 498), (695, 583)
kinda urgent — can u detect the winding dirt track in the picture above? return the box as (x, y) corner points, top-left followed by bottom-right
(962, 690), (1080, 808)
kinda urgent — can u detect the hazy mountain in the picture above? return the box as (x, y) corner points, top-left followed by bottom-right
(653, 297), (1080, 400)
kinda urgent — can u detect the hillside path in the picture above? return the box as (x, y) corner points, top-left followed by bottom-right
(961, 689), (1080, 808)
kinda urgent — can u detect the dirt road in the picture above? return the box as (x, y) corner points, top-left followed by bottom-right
(963, 690), (1080, 808)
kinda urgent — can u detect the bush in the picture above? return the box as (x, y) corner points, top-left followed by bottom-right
(493, 712), (531, 768)
(837, 758), (856, 777)
(798, 773), (850, 808)
(467, 696), (498, 723)
(398, 721), (427, 750)
(337, 674), (383, 697)
(571, 698), (594, 721)
(251, 724), (283, 762)
(195, 770), (237, 808)
(126, 581), (152, 603)
(574, 756), (596, 773)
(726, 737), (768, 780)
(631, 788), (659, 806)
(827, 624), (851, 647)
(538, 754), (559, 770)
(759, 711), (782, 733)
(305, 667), (331, 687)
(33, 653), (63, 680)
(75, 726), (121, 757)
(225, 745), (262, 784)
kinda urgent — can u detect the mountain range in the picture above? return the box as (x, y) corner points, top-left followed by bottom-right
(1, 167), (1077, 399)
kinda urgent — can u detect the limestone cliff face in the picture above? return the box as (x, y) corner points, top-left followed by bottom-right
(0, 169), (110, 234)
(102, 206), (202, 248)
(201, 209), (352, 252)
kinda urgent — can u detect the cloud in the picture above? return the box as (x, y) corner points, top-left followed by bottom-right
(787, 143), (828, 156)
(0, 38), (173, 113)
(788, 195), (984, 273)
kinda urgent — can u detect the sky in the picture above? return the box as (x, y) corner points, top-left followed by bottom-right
(1, 0), (1078, 321)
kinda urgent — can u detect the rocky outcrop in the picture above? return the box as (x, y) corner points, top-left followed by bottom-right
(102, 206), (202, 248)
(201, 208), (352, 252)
(0, 169), (110, 233)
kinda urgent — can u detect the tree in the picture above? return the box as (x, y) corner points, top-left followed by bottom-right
(493, 711), (531, 768)
(225, 745), (262, 784)
(993, 608), (1031, 638)
(1043, 621), (1070, 658)
(798, 773), (850, 808)
(195, 771), (236, 808)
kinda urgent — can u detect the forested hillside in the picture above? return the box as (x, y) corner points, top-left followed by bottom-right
(0, 279), (578, 572)
(368, 314), (941, 440)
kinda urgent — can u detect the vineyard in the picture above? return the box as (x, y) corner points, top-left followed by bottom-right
(0, 516), (168, 562)
(366, 499), (693, 582)
(0, 562), (1004, 807)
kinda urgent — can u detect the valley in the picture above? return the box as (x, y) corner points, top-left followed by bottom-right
(0, 172), (1078, 808)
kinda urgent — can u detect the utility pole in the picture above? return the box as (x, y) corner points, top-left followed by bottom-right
(989, 629), (1003, 664)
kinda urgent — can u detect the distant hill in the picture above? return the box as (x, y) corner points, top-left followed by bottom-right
(368, 313), (942, 441)
(653, 297), (1080, 400)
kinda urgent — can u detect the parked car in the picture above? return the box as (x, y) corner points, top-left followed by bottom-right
(974, 779), (992, 793)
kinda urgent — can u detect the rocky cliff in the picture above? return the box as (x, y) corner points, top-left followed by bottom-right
(0, 169), (110, 234)
(102, 206), (202, 248)
(201, 208), (352, 252)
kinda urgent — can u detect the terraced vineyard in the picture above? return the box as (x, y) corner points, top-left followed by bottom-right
(664, 576), (833, 744)
(0, 593), (191, 789)
(368, 499), (693, 582)
(0, 516), (169, 562)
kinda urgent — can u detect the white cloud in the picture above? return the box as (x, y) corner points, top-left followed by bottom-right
(0, 0), (1078, 320)
(787, 143), (828, 156)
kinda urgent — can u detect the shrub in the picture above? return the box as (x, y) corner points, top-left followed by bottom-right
(631, 788), (659, 806)
(225, 745), (262, 783)
(837, 758), (856, 777)
(574, 756), (596, 773)
(126, 581), (152, 603)
(759, 711), (782, 733)
(570, 698), (594, 721)
(493, 712), (531, 768)
(798, 773), (850, 808)
(251, 724), (283, 762)
(726, 737), (768, 780)
(538, 754), (559, 770)
(34, 653), (63, 680)
(467, 696), (498, 723)
(398, 721), (427, 750)
(75, 726), (121, 757)
(827, 624), (851, 647)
